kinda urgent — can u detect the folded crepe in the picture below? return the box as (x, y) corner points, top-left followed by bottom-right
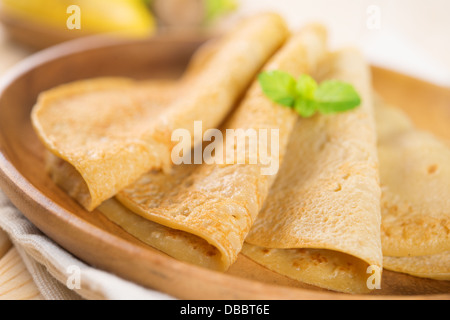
(242, 49), (382, 294)
(88, 25), (329, 272)
(32, 12), (289, 211)
(374, 100), (450, 280)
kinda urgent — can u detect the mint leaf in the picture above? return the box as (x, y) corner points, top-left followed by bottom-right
(314, 80), (361, 114)
(258, 71), (297, 107)
(295, 99), (317, 118)
(296, 74), (318, 100)
(294, 74), (319, 117)
(258, 70), (361, 118)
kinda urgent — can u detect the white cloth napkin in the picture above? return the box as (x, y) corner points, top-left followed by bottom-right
(0, 190), (174, 300)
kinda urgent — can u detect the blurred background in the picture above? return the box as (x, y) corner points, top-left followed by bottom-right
(0, 0), (449, 86)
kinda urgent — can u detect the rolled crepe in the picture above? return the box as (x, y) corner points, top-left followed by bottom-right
(32, 13), (288, 211)
(243, 49), (382, 294)
(38, 79), (176, 209)
(375, 99), (450, 280)
(94, 25), (329, 271)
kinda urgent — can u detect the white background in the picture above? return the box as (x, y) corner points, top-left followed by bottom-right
(1, 1), (449, 86)
(237, 0), (450, 87)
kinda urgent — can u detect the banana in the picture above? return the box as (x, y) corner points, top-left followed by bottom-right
(1, 0), (155, 37)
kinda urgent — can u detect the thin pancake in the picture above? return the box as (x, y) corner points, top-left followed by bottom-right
(99, 25), (329, 271)
(375, 99), (450, 280)
(383, 252), (450, 281)
(99, 198), (224, 270)
(36, 79), (176, 210)
(32, 13), (289, 211)
(375, 102), (450, 257)
(242, 245), (372, 293)
(243, 49), (382, 294)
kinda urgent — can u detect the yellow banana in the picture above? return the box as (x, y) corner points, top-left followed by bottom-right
(1, 0), (155, 37)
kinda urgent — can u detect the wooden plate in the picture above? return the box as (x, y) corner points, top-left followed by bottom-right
(0, 35), (449, 300)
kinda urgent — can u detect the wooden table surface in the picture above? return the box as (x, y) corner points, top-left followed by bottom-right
(0, 26), (44, 300)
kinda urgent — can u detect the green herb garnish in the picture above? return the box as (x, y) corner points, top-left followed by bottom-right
(258, 70), (361, 117)
(205, 0), (238, 23)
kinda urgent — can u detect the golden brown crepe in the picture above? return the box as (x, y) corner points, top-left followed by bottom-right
(242, 49), (382, 294)
(99, 197), (225, 270)
(95, 25), (329, 271)
(383, 252), (450, 281)
(37, 79), (176, 210)
(375, 100), (450, 280)
(32, 12), (289, 211)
